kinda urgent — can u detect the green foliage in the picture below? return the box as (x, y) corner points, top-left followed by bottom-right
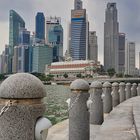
(0, 74), (6, 80)
(116, 73), (123, 78)
(31, 72), (54, 81)
(63, 73), (68, 78)
(76, 73), (82, 78)
(107, 68), (116, 77)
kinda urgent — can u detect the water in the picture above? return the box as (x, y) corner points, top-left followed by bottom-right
(44, 85), (71, 125)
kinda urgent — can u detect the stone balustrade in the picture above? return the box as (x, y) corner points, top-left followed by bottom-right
(0, 74), (140, 140)
(69, 79), (140, 140)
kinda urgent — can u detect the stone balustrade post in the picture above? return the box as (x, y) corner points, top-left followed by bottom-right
(69, 79), (90, 140)
(90, 81), (103, 125)
(131, 83), (137, 97)
(102, 82), (112, 113)
(119, 82), (126, 103)
(125, 83), (131, 99)
(0, 73), (48, 140)
(137, 83), (140, 96)
(111, 82), (119, 107)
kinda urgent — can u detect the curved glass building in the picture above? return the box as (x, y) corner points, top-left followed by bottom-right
(9, 10), (25, 72)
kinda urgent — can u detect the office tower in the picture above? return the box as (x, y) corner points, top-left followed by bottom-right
(125, 42), (135, 76)
(118, 33), (125, 73)
(9, 10), (25, 55)
(46, 17), (63, 62)
(32, 45), (53, 73)
(104, 3), (119, 72)
(74, 0), (83, 10)
(19, 28), (30, 45)
(35, 12), (45, 42)
(70, 0), (88, 60)
(88, 31), (98, 61)
(9, 10), (25, 73)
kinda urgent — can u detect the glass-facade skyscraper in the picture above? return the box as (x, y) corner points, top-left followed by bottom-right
(104, 3), (119, 72)
(46, 17), (63, 62)
(35, 12), (45, 41)
(9, 10), (25, 73)
(70, 0), (88, 60)
(9, 10), (25, 55)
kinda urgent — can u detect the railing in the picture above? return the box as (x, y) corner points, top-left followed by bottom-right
(0, 73), (140, 140)
(69, 79), (140, 140)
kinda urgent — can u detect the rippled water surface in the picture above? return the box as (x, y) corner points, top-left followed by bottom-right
(44, 85), (71, 124)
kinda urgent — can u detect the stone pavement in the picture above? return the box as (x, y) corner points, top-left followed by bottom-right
(47, 119), (101, 140)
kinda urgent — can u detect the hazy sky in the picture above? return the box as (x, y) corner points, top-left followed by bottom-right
(0, 0), (140, 67)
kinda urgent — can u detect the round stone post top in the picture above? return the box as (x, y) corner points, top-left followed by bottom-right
(0, 73), (46, 99)
(119, 82), (125, 86)
(70, 79), (89, 91)
(126, 83), (131, 86)
(112, 82), (119, 87)
(132, 83), (137, 86)
(103, 81), (112, 88)
(90, 81), (102, 88)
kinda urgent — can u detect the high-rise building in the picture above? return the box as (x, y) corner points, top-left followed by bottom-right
(104, 3), (119, 72)
(74, 0), (83, 10)
(88, 31), (98, 61)
(125, 42), (135, 76)
(32, 45), (53, 73)
(46, 17), (63, 62)
(118, 33), (125, 73)
(9, 10), (25, 55)
(35, 12), (45, 42)
(70, 0), (88, 60)
(9, 10), (25, 73)
(19, 28), (30, 45)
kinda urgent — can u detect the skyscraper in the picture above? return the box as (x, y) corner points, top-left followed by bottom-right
(104, 3), (119, 72)
(125, 42), (135, 76)
(19, 28), (30, 45)
(74, 0), (83, 10)
(32, 45), (53, 73)
(9, 10), (25, 55)
(46, 17), (63, 62)
(70, 0), (88, 60)
(9, 10), (25, 73)
(35, 12), (45, 41)
(88, 31), (98, 62)
(118, 33), (125, 73)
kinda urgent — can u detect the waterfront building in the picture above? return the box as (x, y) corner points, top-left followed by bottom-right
(45, 60), (100, 77)
(104, 3), (119, 72)
(70, 0), (89, 60)
(35, 12), (45, 42)
(125, 42), (135, 76)
(19, 28), (30, 45)
(32, 45), (53, 73)
(46, 17), (63, 62)
(88, 31), (98, 62)
(118, 33), (125, 74)
(9, 10), (25, 73)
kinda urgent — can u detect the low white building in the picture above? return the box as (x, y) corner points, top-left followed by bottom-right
(45, 60), (101, 77)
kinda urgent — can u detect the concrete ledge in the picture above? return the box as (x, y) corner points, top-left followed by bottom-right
(95, 97), (140, 140)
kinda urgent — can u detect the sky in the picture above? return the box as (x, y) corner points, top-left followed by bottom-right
(0, 0), (140, 67)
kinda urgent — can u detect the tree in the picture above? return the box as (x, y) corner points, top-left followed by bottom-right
(76, 73), (82, 78)
(107, 68), (116, 77)
(63, 73), (68, 78)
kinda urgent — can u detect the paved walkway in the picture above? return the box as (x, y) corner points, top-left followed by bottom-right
(47, 119), (101, 140)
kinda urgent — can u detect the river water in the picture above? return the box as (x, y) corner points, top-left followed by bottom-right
(44, 85), (71, 124)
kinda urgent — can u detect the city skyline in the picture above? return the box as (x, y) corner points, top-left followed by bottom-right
(0, 0), (140, 66)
